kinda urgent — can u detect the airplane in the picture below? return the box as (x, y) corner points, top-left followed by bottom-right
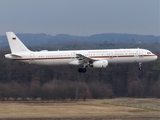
(5, 32), (158, 73)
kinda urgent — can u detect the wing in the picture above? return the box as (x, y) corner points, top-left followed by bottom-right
(76, 54), (95, 65)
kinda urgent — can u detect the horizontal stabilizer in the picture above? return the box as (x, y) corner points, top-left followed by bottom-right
(11, 53), (22, 57)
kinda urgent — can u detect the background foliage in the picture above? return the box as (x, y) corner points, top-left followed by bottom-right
(0, 41), (159, 100)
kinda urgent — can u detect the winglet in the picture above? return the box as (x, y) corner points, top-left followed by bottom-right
(6, 32), (31, 53)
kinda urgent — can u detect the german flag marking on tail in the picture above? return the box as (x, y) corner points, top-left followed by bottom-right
(12, 37), (16, 40)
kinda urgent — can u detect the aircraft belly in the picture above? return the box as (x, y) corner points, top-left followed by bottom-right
(34, 59), (71, 65)
(108, 57), (136, 64)
(137, 57), (155, 63)
(108, 56), (155, 64)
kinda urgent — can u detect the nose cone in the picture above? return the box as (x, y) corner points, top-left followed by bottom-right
(154, 55), (158, 60)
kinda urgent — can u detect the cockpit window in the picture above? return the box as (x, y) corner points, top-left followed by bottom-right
(147, 52), (151, 54)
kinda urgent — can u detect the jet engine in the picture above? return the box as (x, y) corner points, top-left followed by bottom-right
(90, 60), (108, 68)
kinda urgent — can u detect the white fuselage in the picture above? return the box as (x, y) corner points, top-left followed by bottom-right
(5, 32), (158, 73)
(5, 48), (158, 66)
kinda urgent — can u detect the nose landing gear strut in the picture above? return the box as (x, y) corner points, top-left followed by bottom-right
(139, 62), (142, 71)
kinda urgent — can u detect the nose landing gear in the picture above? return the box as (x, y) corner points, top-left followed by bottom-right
(139, 63), (142, 71)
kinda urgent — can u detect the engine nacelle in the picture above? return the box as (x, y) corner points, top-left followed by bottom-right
(92, 60), (108, 68)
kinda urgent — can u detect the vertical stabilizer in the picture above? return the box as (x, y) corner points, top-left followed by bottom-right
(6, 32), (30, 53)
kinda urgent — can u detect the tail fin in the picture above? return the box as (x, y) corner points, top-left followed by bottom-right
(6, 32), (30, 53)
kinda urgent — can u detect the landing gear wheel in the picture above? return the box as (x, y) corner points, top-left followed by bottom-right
(78, 68), (87, 73)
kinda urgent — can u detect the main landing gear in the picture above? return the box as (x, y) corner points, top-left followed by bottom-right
(78, 68), (87, 73)
(139, 63), (142, 71)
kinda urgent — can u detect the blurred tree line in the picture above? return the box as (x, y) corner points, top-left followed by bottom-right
(0, 42), (159, 100)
